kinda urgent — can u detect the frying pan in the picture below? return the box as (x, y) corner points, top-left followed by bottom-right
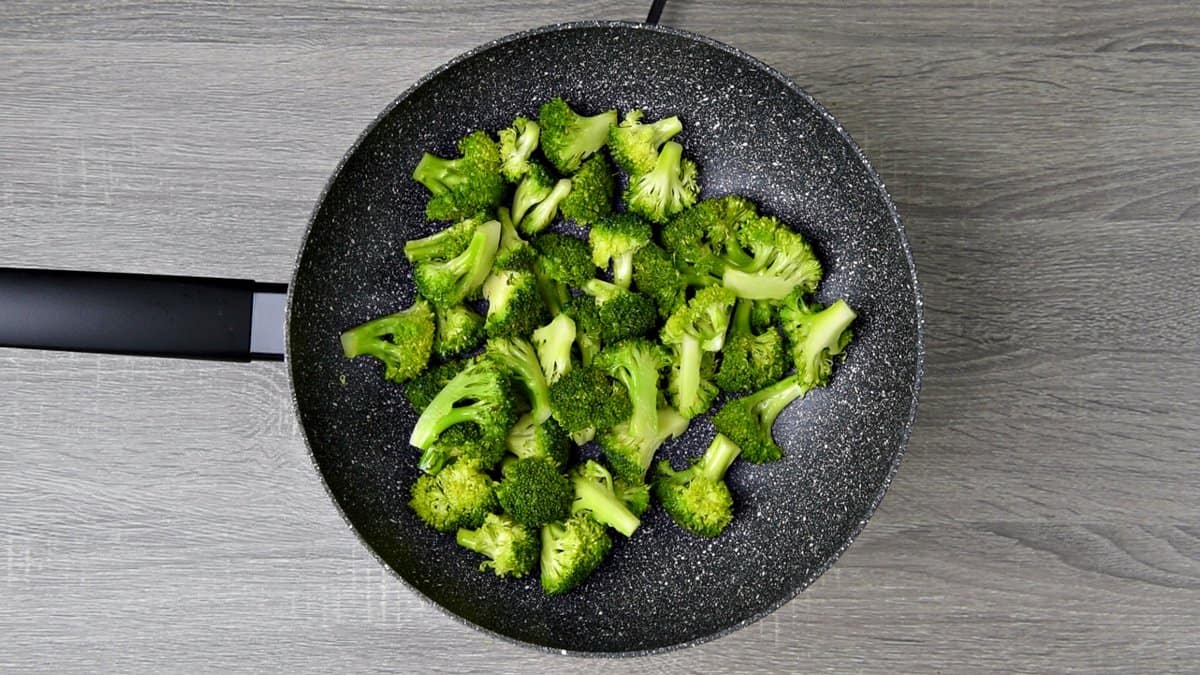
(0, 4), (923, 656)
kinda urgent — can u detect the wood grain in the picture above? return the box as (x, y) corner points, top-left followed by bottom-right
(1, 1), (1198, 672)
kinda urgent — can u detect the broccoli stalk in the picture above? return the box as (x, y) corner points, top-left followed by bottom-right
(513, 163), (573, 236)
(589, 213), (652, 289)
(404, 358), (469, 412)
(722, 216), (823, 300)
(654, 433), (742, 537)
(486, 337), (552, 424)
(505, 412), (570, 468)
(493, 207), (536, 271)
(538, 98), (618, 174)
(498, 117), (540, 183)
(456, 513), (539, 578)
(413, 219), (502, 307)
(408, 458), (498, 532)
(623, 141), (699, 224)
(599, 406), (689, 484)
(593, 339), (667, 442)
(531, 313), (576, 385)
(570, 460), (641, 537)
(714, 298), (787, 393)
(711, 375), (808, 463)
(411, 130), (505, 221)
(409, 358), (515, 450)
(340, 298), (435, 384)
(607, 110), (684, 175)
(660, 286), (736, 418)
(403, 218), (477, 264)
(562, 295), (603, 368)
(540, 514), (612, 595)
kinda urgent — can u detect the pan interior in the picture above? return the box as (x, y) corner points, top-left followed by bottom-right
(288, 24), (921, 654)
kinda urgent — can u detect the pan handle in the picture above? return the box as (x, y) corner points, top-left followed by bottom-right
(646, 0), (667, 25)
(0, 267), (286, 362)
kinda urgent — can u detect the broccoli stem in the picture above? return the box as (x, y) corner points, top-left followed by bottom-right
(649, 116), (684, 145)
(731, 298), (753, 337)
(411, 404), (483, 449)
(412, 154), (465, 194)
(520, 178), (572, 235)
(721, 268), (797, 300)
(676, 335), (702, 415)
(572, 478), (640, 537)
(611, 253), (634, 289)
(455, 527), (491, 553)
(804, 300), (857, 359)
(532, 314), (576, 385)
(698, 433), (742, 482)
(533, 267), (568, 316)
(751, 375), (809, 429)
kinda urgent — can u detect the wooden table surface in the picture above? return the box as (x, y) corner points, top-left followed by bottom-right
(2, 1), (1197, 672)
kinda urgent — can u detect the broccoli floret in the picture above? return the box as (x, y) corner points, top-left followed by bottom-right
(590, 213), (652, 289)
(432, 303), (484, 359)
(661, 196), (757, 274)
(539, 514), (612, 595)
(409, 357), (516, 451)
(614, 476), (650, 516)
(660, 286), (736, 418)
(593, 339), (668, 443)
(403, 217), (478, 264)
(654, 433), (742, 537)
(581, 279), (657, 344)
(750, 299), (778, 333)
(418, 422), (507, 475)
(457, 513), (538, 578)
(623, 141), (698, 224)
(496, 457), (573, 528)
(493, 207), (536, 271)
(607, 109), (684, 175)
(413, 219), (502, 308)
(538, 98), (617, 174)
(404, 358), (469, 412)
(340, 298), (435, 384)
(777, 294), (856, 389)
(531, 313), (576, 385)
(599, 405), (689, 483)
(486, 336), (552, 424)
(559, 153), (614, 225)
(570, 460), (641, 537)
(531, 232), (593, 315)
(715, 298), (787, 393)
(631, 242), (688, 319)
(711, 375), (808, 463)
(562, 295), (602, 368)
(498, 117), (540, 183)
(512, 162), (572, 236)
(409, 458), (498, 532)
(722, 216), (823, 300)
(548, 365), (631, 435)
(411, 130), (505, 222)
(482, 270), (548, 339)
(505, 412), (570, 468)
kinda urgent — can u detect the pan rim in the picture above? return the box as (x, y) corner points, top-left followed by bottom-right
(285, 19), (925, 658)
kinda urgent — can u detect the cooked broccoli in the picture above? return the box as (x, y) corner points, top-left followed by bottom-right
(590, 213), (652, 289)
(404, 358), (469, 412)
(570, 460), (641, 537)
(433, 303), (484, 359)
(722, 216), (823, 300)
(631, 242), (688, 319)
(661, 195), (757, 274)
(457, 513), (539, 578)
(512, 161), (572, 236)
(411, 130), (505, 221)
(531, 313), (576, 385)
(505, 412), (571, 468)
(593, 339), (668, 443)
(599, 405), (689, 483)
(486, 336), (552, 424)
(340, 298), (435, 384)
(531, 232), (594, 315)
(418, 422), (507, 475)
(750, 299), (778, 333)
(482, 270), (548, 339)
(538, 98), (617, 174)
(562, 295), (603, 368)
(498, 117), (540, 183)
(660, 286), (736, 418)
(409, 458), (498, 532)
(623, 141), (698, 223)
(613, 476), (650, 516)
(413, 218), (502, 308)
(607, 109), (684, 175)
(581, 279), (657, 344)
(547, 365), (631, 435)
(539, 514), (612, 595)
(710, 375), (807, 463)
(777, 294), (856, 389)
(715, 298), (787, 393)
(559, 153), (615, 225)
(403, 217), (478, 264)
(654, 433), (742, 537)
(493, 207), (536, 271)
(496, 457), (573, 528)
(409, 357), (516, 451)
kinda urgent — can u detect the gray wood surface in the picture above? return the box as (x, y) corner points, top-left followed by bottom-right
(2, 1), (1198, 672)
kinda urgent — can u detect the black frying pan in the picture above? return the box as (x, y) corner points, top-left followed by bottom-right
(0, 9), (923, 657)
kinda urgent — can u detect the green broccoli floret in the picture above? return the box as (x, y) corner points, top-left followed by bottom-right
(715, 298), (787, 393)
(512, 161), (572, 236)
(593, 339), (668, 443)
(482, 270), (548, 339)
(538, 98), (617, 174)
(598, 405), (689, 483)
(403, 217), (478, 264)
(660, 286), (736, 418)
(581, 279), (657, 344)
(711, 375), (807, 463)
(457, 513), (538, 578)
(531, 313), (576, 385)
(418, 422), (507, 475)
(631, 242), (688, 319)
(570, 460), (641, 537)
(607, 109), (684, 175)
(562, 295), (603, 368)
(498, 117), (540, 183)
(661, 196), (757, 274)
(409, 357), (516, 451)
(496, 457), (573, 528)
(614, 476), (650, 516)
(340, 298), (435, 384)
(547, 365), (631, 435)
(493, 207), (536, 271)
(654, 433), (742, 537)
(411, 130), (505, 222)
(409, 458), (498, 532)
(589, 213), (652, 289)
(531, 232), (594, 315)
(623, 141), (698, 224)
(750, 299), (778, 333)
(404, 358), (469, 412)
(722, 216), (823, 300)
(539, 514), (612, 595)
(505, 412), (570, 468)
(413, 218), (502, 308)
(432, 303), (484, 359)
(559, 153), (614, 225)
(486, 336), (551, 424)
(777, 293), (856, 389)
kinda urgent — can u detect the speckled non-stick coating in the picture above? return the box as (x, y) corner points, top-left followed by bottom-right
(287, 22), (923, 655)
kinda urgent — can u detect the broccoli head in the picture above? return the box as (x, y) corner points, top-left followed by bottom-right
(482, 270), (548, 339)
(661, 195), (757, 274)
(539, 514), (612, 595)
(613, 476), (651, 516)
(418, 422), (507, 475)
(590, 213), (652, 289)
(457, 513), (539, 578)
(581, 279), (658, 344)
(531, 313), (576, 385)
(496, 457), (573, 528)
(409, 458), (498, 532)
(623, 141), (699, 224)
(547, 365), (631, 435)
(340, 298), (435, 384)
(498, 117), (540, 183)
(538, 98), (617, 174)
(599, 405), (689, 483)
(493, 207), (536, 271)
(722, 216), (823, 300)
(559, 153), (615, 225)
(403, 217), (479, 264)
(631, 242), (688, 319)
(711, 374), (808, 463)
(433, 303), (484, 359)
(570, 460), (641, 537)
(512, 161), (572, 236)
(654, 433), (742, 537)
(607, 109), (684, 175)
(505, 412), (571, 468)
(409, 357), (516, 451)
(485, 336), (551, 424)
(715, 298), (787, 393)
(413, 218), (502, 308)
(404, 357), (469, 412)
(411, 130), (505, 222)
(532, 232), (594, 315)
(660, 286), (736, 418)
(778, 294), (856, 390)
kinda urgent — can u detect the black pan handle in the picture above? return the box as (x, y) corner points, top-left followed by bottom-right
(0, 268), (286, 362)
(646, 0), (667, 25)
